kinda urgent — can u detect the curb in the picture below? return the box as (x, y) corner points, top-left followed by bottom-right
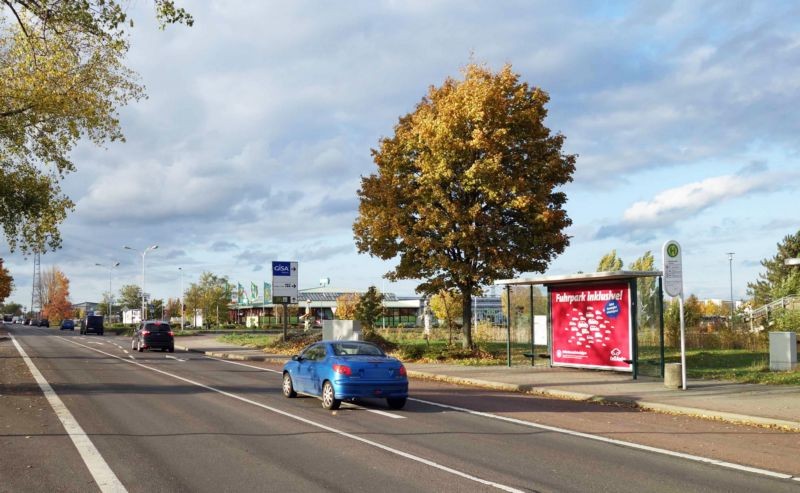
(174, 345), (800, 432)
(407, 370), (800, 432)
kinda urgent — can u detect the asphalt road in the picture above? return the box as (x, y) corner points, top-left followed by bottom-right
(2, 325), (798, 493)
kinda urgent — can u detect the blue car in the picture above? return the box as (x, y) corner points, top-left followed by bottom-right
(282, 340), (408, 410)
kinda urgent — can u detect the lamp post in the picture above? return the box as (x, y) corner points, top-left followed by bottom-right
(95, 261), (120, 322)
(124, 245), (158, 322)
(726, 252), (735, 327)
(179, 267), (184, 331)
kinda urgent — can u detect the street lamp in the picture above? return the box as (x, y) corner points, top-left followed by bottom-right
(95, 261), (120, 322)
(124, 244), (158, 321)
(726, 252), (735, 326)
(179, 267), (184, 331)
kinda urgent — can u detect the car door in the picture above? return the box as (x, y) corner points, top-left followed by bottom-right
(306, 344), (328, 395)
(293, 345), (318, 393)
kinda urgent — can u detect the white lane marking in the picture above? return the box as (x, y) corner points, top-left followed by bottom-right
(123, 350), (129, 354)
(86, 341), (105, 346)
(205, 357), (405, 419)
(10, 336), (127, 492)
(165, 355), (186, 362)
(59, 338), (518, 492)
(408, 398), (797, 481)
(128, 355), (135, 360)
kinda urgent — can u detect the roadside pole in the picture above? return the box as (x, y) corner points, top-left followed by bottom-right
(663, 240), (686, 390)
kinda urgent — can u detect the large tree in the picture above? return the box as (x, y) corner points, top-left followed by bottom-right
(353, 63), (575, 348)
(117, 284), (142, 310)
(184, 272), (230, 328)
(0, 1), (191, 253)
(748, 230), (800, 306)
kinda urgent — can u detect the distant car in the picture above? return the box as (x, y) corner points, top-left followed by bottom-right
(131, 320), (174, 353)
(282, 341), (408, 410)
(80, 315), (104, 335)
(59, 319), (75, 331)
(38, 319), (49, 327)
(23, 318), (31, 326)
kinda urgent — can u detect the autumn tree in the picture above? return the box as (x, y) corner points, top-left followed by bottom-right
(354, 63), (574, 348)
(335, 293), (360, 320)
(166, 298), (181, 320)
(664, 294), (702, 346)
(0, 1), (191, 253)
(118, 284), (143, 311)
(597, 250), (623, 272)
(355, 286), (384, 336)
(184, 272), (230, 328)
(0, 258), (13, 303)
(40, 266), (72, 323)
(747, 230), (800, 306)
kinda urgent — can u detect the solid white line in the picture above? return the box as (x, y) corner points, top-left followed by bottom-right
(205, 357), (405, 419)
(408, 398), (797, 481)
(59, 338), (519, 492)
(11, 336), (127, 493)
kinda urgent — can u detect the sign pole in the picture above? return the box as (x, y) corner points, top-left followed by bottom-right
(282, 302), (289, 341)
(662, 240), (686, 390)
(678, 295), (686, 390)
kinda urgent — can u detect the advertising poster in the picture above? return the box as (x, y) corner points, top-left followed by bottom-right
(550, 283), (632, 371)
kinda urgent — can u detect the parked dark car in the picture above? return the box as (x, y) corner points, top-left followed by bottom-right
(80, 315), (104, 335)
(23, 318), (31, 325)
(131, 320), (174, 352)
(59, 319), (75, 331)
(38, 319), (49, 327)
(282, 341), (408, 410)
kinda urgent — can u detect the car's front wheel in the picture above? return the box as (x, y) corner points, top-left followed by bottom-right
(387, 397), (407, 410)
(282, 372), (296, 398)
(321, 381), (340, 410)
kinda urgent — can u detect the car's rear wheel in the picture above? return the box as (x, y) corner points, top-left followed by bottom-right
(168, 346), (174, 353)
(386, 397), (407, 410)
(321, 381), (340, 410)
(282, 372), (296, 398)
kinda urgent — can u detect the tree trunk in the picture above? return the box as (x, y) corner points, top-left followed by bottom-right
(460, 288), (473, 349)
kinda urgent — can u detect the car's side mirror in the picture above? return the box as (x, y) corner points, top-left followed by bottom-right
(291, 355), (301, 362)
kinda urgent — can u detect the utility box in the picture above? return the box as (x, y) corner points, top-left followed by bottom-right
(769, 331), (797, 371)
(322, 320), (362, 341)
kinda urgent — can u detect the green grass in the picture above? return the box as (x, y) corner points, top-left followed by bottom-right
(217, 333), (277, 348)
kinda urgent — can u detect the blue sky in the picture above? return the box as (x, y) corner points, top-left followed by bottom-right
(4, 0), (800, 307)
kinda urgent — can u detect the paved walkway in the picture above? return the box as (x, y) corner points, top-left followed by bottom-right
(174, 334), (800, 431)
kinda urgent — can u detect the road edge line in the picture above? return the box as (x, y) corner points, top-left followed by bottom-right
(10, 335), (127, 493)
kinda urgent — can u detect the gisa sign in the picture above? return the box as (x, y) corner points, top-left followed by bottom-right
(273, 262), (291, 276)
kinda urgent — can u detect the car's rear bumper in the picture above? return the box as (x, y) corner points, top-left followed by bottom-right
(143, 338), (174, 349)
(334, 380), (408, 399)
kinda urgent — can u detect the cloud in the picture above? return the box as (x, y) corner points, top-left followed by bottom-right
(596, 169), (795, 239)
(210, 241), (237, 252)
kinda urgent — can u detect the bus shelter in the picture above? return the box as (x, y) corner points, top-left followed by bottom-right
(495, 271), (665, 379)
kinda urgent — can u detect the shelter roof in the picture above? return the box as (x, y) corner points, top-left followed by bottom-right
(495, 270), (662, 287)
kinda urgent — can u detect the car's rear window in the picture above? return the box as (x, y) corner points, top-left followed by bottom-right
(332, 342), (384, 356)
(86, 316), (103, 328)
(145, 322), (171, 332)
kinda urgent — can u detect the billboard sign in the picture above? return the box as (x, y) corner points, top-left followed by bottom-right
(550, 282), (632, 371)
(272, 261), (298, 304)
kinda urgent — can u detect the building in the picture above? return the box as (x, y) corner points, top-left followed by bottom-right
(230, 286), (423, 327)
(72, 301), (99, 316)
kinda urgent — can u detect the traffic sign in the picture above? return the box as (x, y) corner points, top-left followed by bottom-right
(272, 261), (298, 304)
(662, 240), (683, 297)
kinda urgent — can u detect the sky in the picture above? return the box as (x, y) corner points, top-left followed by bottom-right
(4, 0), (800, 309)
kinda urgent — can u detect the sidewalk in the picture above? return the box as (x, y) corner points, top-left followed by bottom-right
(174, 334), (800, 431)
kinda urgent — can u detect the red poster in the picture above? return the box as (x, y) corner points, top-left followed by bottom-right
(550, 283), (632, 371)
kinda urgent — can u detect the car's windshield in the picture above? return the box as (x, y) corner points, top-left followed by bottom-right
(332, 342), (384, 356)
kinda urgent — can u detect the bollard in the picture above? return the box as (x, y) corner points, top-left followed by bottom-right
(664, 362), (682, 389)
